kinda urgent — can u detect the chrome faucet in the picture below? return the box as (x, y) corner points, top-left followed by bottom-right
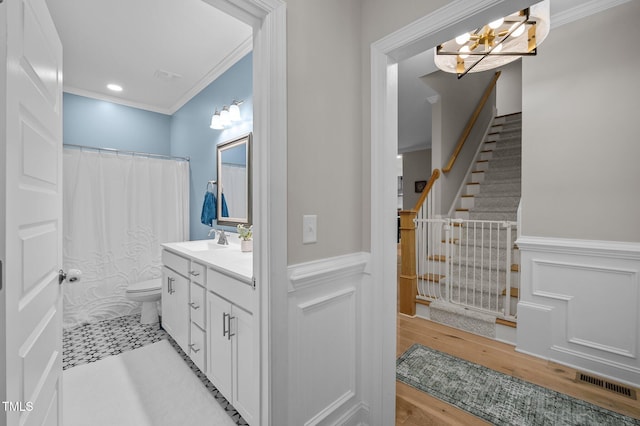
(207, 228), (229, 245)
(216, 229), (229, 245)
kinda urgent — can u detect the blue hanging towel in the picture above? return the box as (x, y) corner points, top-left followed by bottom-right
(201, 191), (217, 226)
(221, 193), (229, 217)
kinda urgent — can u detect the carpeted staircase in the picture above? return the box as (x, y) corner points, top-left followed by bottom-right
(425, 112), (522, 338)
(455, 112), (522, 222)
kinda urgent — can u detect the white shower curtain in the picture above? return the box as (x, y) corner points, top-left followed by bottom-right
(62, 148), (189, 328)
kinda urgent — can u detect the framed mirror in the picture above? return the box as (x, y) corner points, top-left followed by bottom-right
(216, 133), (252, 227)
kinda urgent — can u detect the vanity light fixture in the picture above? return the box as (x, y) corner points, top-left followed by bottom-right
(209, 99), (244, 130)
(210, 109), (224, 130)
(434, 0), (550, 78)
(220, 106), (231, 126)
(229, 100), (243, 122)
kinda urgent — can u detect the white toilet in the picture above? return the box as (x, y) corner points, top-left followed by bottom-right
(126, 279), (162, 324)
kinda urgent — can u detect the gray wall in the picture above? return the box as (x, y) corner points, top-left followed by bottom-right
(402, 149), (432, 211)
(496, 59), (522, 116)
(521, 1), (640, 242)
(286, 0), (363, 264)
(423, 70), (496, 214)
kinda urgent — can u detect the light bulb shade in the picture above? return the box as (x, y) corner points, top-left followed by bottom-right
(510, 22), (526, 38)
(210, 111), (223, 130)
(229, 103), (241, 122)
(488, 17), (504, 29)
(455, 32), (470, 45)
(220, 107), (231, 125)
(434, 0), (550, 78)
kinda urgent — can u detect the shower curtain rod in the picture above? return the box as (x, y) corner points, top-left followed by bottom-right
(63, 144), (190, 162)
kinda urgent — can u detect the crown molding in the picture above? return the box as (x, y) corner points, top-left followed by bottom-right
(62, 86), (173, 115)
(168, 36), (253, 114)
(552, 0), (632, 29)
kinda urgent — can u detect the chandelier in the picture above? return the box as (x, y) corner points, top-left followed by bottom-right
(434, 0), (550, 78)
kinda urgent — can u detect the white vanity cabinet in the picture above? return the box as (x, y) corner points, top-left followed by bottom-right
(161, 240), (255, 424)
(161, 249), (208, 371)
(207, 268), (256, 424)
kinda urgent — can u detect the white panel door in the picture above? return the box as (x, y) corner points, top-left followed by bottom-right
(1, 0), (64, 425)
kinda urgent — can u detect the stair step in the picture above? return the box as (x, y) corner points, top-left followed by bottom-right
(428, 254), (446, 262)
(482, 169), (521, 182)
(496, 318), (517, 328)
(502, 287), (519, 298)
(485, 157), (521, 169)
(511, 264), (519, 272)
(475, 182), (521, 196)
(495, 111), (522, 119)
(419, 273), (445, 283)
(469, 211), (517, 221)
(488, 146), (521, 158)
(472, 196), (520, 211)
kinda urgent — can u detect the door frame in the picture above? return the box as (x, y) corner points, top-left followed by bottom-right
(369, 1), (534, 423)
(202, 1), (287, 425)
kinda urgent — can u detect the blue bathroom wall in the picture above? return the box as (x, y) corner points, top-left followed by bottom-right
(62, 54), (253, 242)
(171, 53), (253, 241)
(63, 93), (172, 155)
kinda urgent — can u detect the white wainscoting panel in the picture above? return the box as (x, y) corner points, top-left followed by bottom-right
(516, 236), (640, 387)
(288, 252), (370, 426)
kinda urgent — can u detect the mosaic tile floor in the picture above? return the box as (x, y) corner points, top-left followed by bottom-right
(63, 314), (248, 425)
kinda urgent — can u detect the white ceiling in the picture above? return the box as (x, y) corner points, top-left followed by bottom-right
(45, 0), (252, 115)
(397, 0), (623, 153)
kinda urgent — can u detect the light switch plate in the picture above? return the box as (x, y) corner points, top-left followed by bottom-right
(303, 215), (317, 244)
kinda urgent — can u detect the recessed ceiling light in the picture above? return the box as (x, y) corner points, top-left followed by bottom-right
(107, 84), (123, 92)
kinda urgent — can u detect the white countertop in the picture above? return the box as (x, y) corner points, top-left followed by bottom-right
(162, 238), (253, 284)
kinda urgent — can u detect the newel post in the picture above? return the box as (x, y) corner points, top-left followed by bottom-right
(398, 210), (417, 316)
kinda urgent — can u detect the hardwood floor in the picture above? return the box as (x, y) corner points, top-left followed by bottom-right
(395, 315), (640, 424)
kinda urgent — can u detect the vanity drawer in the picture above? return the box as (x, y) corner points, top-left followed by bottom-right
(207, 268), (253, 312)
(190, 282), (206, 328)
(189, 322), (206, 373)
(188, 262), (206, 285)
(162, 249), (190, 277)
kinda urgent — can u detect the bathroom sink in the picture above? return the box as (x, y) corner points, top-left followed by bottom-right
(173, 240), (229, 252)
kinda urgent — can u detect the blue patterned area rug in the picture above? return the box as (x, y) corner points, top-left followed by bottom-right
(397, 344), (640, 426)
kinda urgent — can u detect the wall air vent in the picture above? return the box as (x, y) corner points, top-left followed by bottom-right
(575, 372), (637, 400)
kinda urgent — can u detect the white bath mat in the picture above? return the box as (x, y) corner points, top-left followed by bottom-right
(63, 340), (235, 426)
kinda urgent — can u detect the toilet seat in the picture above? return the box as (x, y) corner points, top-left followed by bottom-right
(126, 278), (161, 294)
(126, 278), (161, 324)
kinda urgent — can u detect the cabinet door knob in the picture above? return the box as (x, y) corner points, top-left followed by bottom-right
(188, 343), (200, 353)
(189, 302), (200, 310)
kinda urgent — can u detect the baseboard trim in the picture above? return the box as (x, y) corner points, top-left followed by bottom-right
(288, 252), (369, 292)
